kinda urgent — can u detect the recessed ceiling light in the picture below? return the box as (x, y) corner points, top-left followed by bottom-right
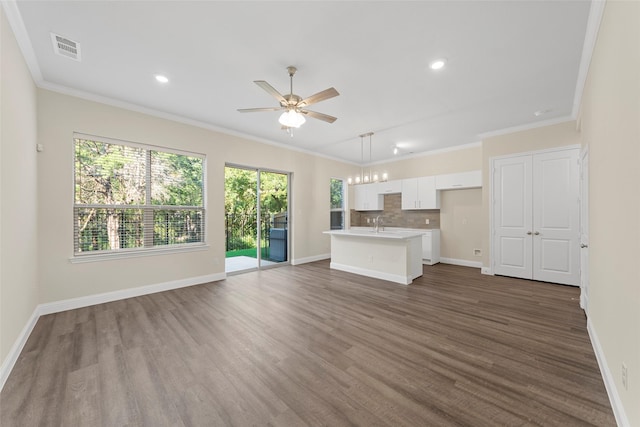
(155, 75), (169, 84)
(429, 59), (446, 70)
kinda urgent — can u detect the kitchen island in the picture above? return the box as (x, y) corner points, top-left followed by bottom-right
(323, 229), (424, 285)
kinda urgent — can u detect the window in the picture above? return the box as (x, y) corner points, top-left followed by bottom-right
(330, 178), (345, 230)
(74, 135), (205, 255)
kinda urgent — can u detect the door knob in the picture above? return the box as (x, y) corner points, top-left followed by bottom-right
(534, 231), (540, 235)
(580, 243), (588, 248)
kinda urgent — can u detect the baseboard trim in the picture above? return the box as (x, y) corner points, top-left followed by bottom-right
(330, 262), (411, 285)
(291, 253), (330, 265)
(0, 306), (40, 392)
(481, 267), (493, 275)
(587, 318), (630, 427)
(39, 272), (227, 316)
(440, 257), (482, 269)
(0, 272), (226, 392)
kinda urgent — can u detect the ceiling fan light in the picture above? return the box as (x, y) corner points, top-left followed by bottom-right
(279, 110), (306, 128)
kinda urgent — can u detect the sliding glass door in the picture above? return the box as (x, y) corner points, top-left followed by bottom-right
(259, 171), (288, 268)
(224, 165), (289, 273)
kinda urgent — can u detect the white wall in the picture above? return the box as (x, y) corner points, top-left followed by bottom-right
(36, 89), (353, 303)
(371, 144), (482, 181)
(0, 8), (39, 366)
(579, 1), (640, 425)
(439, 188), (482, 263)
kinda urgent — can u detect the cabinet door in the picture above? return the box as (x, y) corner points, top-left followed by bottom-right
(435, 170), (482, 190)
(422, 233), (432, 260)
(366, 183), (383, 210)
(378, 179), (402, 194)
(354, 184), (382, 211)
(353, 185), (367, 211)
(417, 176), (439, 209)
(401, 179), (418, 209)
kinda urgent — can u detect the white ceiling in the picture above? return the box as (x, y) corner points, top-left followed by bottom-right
(8, 1), (593, 165)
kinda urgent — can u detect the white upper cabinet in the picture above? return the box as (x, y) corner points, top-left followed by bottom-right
(435, 170), (482, 190)
(377, 179), (402, 194)
(401, 176), (439, 210)
(353, 183), (383, 211)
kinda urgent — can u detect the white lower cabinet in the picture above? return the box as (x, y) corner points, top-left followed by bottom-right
(421, 229), (440, 265)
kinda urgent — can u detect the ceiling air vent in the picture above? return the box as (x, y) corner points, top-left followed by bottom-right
(50, 33), (81, 61)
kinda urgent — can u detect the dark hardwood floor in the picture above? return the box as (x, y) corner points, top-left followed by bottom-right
(1, 261), (615, 426)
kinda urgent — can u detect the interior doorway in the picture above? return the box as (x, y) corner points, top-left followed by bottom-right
(224, 165), (290, 274)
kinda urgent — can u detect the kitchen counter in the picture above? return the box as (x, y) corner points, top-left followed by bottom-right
(323, 229), (425, 240)
(323, 228), (423, 285)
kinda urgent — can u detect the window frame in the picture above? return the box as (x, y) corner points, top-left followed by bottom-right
(330, 177), (346, 230)
(71, 133), (207, 262)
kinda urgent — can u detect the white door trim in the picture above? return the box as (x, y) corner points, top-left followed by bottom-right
(580, 146), (590, 312)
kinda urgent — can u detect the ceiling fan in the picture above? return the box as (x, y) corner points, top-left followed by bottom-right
(238, 66), (339, 129)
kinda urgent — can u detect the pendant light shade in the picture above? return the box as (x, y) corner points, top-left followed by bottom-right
(278, 110), (306, 128)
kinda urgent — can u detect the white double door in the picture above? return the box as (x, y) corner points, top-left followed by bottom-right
(493, 148), (580, 286)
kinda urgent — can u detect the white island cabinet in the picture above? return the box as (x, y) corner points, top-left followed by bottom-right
(324, 229), (423, 285)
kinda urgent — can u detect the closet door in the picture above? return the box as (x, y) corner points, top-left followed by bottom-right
(532, 149), (580, 285)
(493, 155), (533, 279)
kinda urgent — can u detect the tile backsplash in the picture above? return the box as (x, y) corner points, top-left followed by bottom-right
(350, 193), (440, 229)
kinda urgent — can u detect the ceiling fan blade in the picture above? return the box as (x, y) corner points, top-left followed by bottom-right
(300, 109), (338, 123)
(254, 80), (288, 105)
(237, 107), (284, 113)
(298, 87), (339, 108)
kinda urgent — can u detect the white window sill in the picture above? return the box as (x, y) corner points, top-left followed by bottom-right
(69, 244), (210, 264)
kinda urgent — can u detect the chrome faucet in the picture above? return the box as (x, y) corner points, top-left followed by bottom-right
(374, 215), (384, 233)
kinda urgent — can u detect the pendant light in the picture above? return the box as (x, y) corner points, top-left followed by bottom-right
(347, 132), (388, 185)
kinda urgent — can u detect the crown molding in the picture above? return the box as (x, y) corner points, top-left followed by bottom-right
(477, 116), (574, 140)
(1, 0), (43, 81)
(572, 0), (607, 119)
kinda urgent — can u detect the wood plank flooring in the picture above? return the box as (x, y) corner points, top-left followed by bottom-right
(1, 262), (615, 426)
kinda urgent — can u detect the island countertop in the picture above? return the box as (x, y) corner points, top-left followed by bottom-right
(323, 229), (424, 240)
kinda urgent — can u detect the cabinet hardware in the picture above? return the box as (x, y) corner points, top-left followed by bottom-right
(526, 231), (532, 235)
(534, 231), (540, 235)
(580, 243), (588, 248)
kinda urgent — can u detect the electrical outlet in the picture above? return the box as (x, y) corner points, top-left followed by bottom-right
(622, 363), (628, 390)
(425, 219), (430, 225)
(366, 218), (370, 224)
